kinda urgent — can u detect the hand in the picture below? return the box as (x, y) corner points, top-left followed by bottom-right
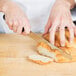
(3, 1), (30, 35)
(44, 0), (75, 46)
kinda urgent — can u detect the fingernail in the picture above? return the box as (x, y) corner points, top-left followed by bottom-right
(61, 44), (65, 47)
(70, 37), (74, 44)
(50, 40), (54, 45)
(14, 21), (17, 25)
(70, 40), (73, 44)
(9, 21), (12, 25)
(61, 42), (65, 47)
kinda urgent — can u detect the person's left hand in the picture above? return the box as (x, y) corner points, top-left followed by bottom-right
(44, 0), (75, 46)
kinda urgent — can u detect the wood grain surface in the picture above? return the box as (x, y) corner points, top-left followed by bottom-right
(0, 34), (76, 76)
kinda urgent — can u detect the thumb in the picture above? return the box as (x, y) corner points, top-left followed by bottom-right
(43, 20), (52, 35)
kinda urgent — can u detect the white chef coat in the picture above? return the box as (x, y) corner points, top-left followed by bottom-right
(12, 0), (56, 33)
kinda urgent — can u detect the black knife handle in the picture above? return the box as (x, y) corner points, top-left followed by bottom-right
(73, 21), (76, 25)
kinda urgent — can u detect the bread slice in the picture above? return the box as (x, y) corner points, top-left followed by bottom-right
(28, 55), (53, 65)
(37, 42), (57, 61)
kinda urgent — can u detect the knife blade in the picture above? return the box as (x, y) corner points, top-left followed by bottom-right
(28, 32), (72, 60)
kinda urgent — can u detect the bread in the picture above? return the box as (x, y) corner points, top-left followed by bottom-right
(37, 42), (70, 62)
(37, 30), (76, 63)
(37, 42), (57, 61)
(28, 55), (53, 65)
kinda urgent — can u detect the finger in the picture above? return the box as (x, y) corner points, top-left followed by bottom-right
(17, 26), (23, 34)
(60, 26), (65, 46)
(6, 19), (13, 30)
(16, 19), (22, 34)
(25, 17), (31, 29)
(44, 17), (52, 35)
(49, 21), (59, 45)
(65, 12), (74, 43)
(59, 14), (66, 46)
(67, 11), (75, 39)
(13, 20), (18, 32)
(23, 25), (30, 35)
(44, 23), (52, 35)
(68, 25), (74, 43)
(22, 18), (31, 34)
(16, 17), (24, 34)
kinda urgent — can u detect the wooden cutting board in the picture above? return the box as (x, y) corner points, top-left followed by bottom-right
(0, 34), (76, 76)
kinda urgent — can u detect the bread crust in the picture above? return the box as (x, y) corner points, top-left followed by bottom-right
(27, 55), (53, 65)
(28, 58), (52, 65)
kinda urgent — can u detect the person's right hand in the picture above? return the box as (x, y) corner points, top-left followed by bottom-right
(3, 1), (31, 35)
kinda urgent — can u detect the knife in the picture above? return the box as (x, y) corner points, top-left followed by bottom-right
(28, 32), (72, 60)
